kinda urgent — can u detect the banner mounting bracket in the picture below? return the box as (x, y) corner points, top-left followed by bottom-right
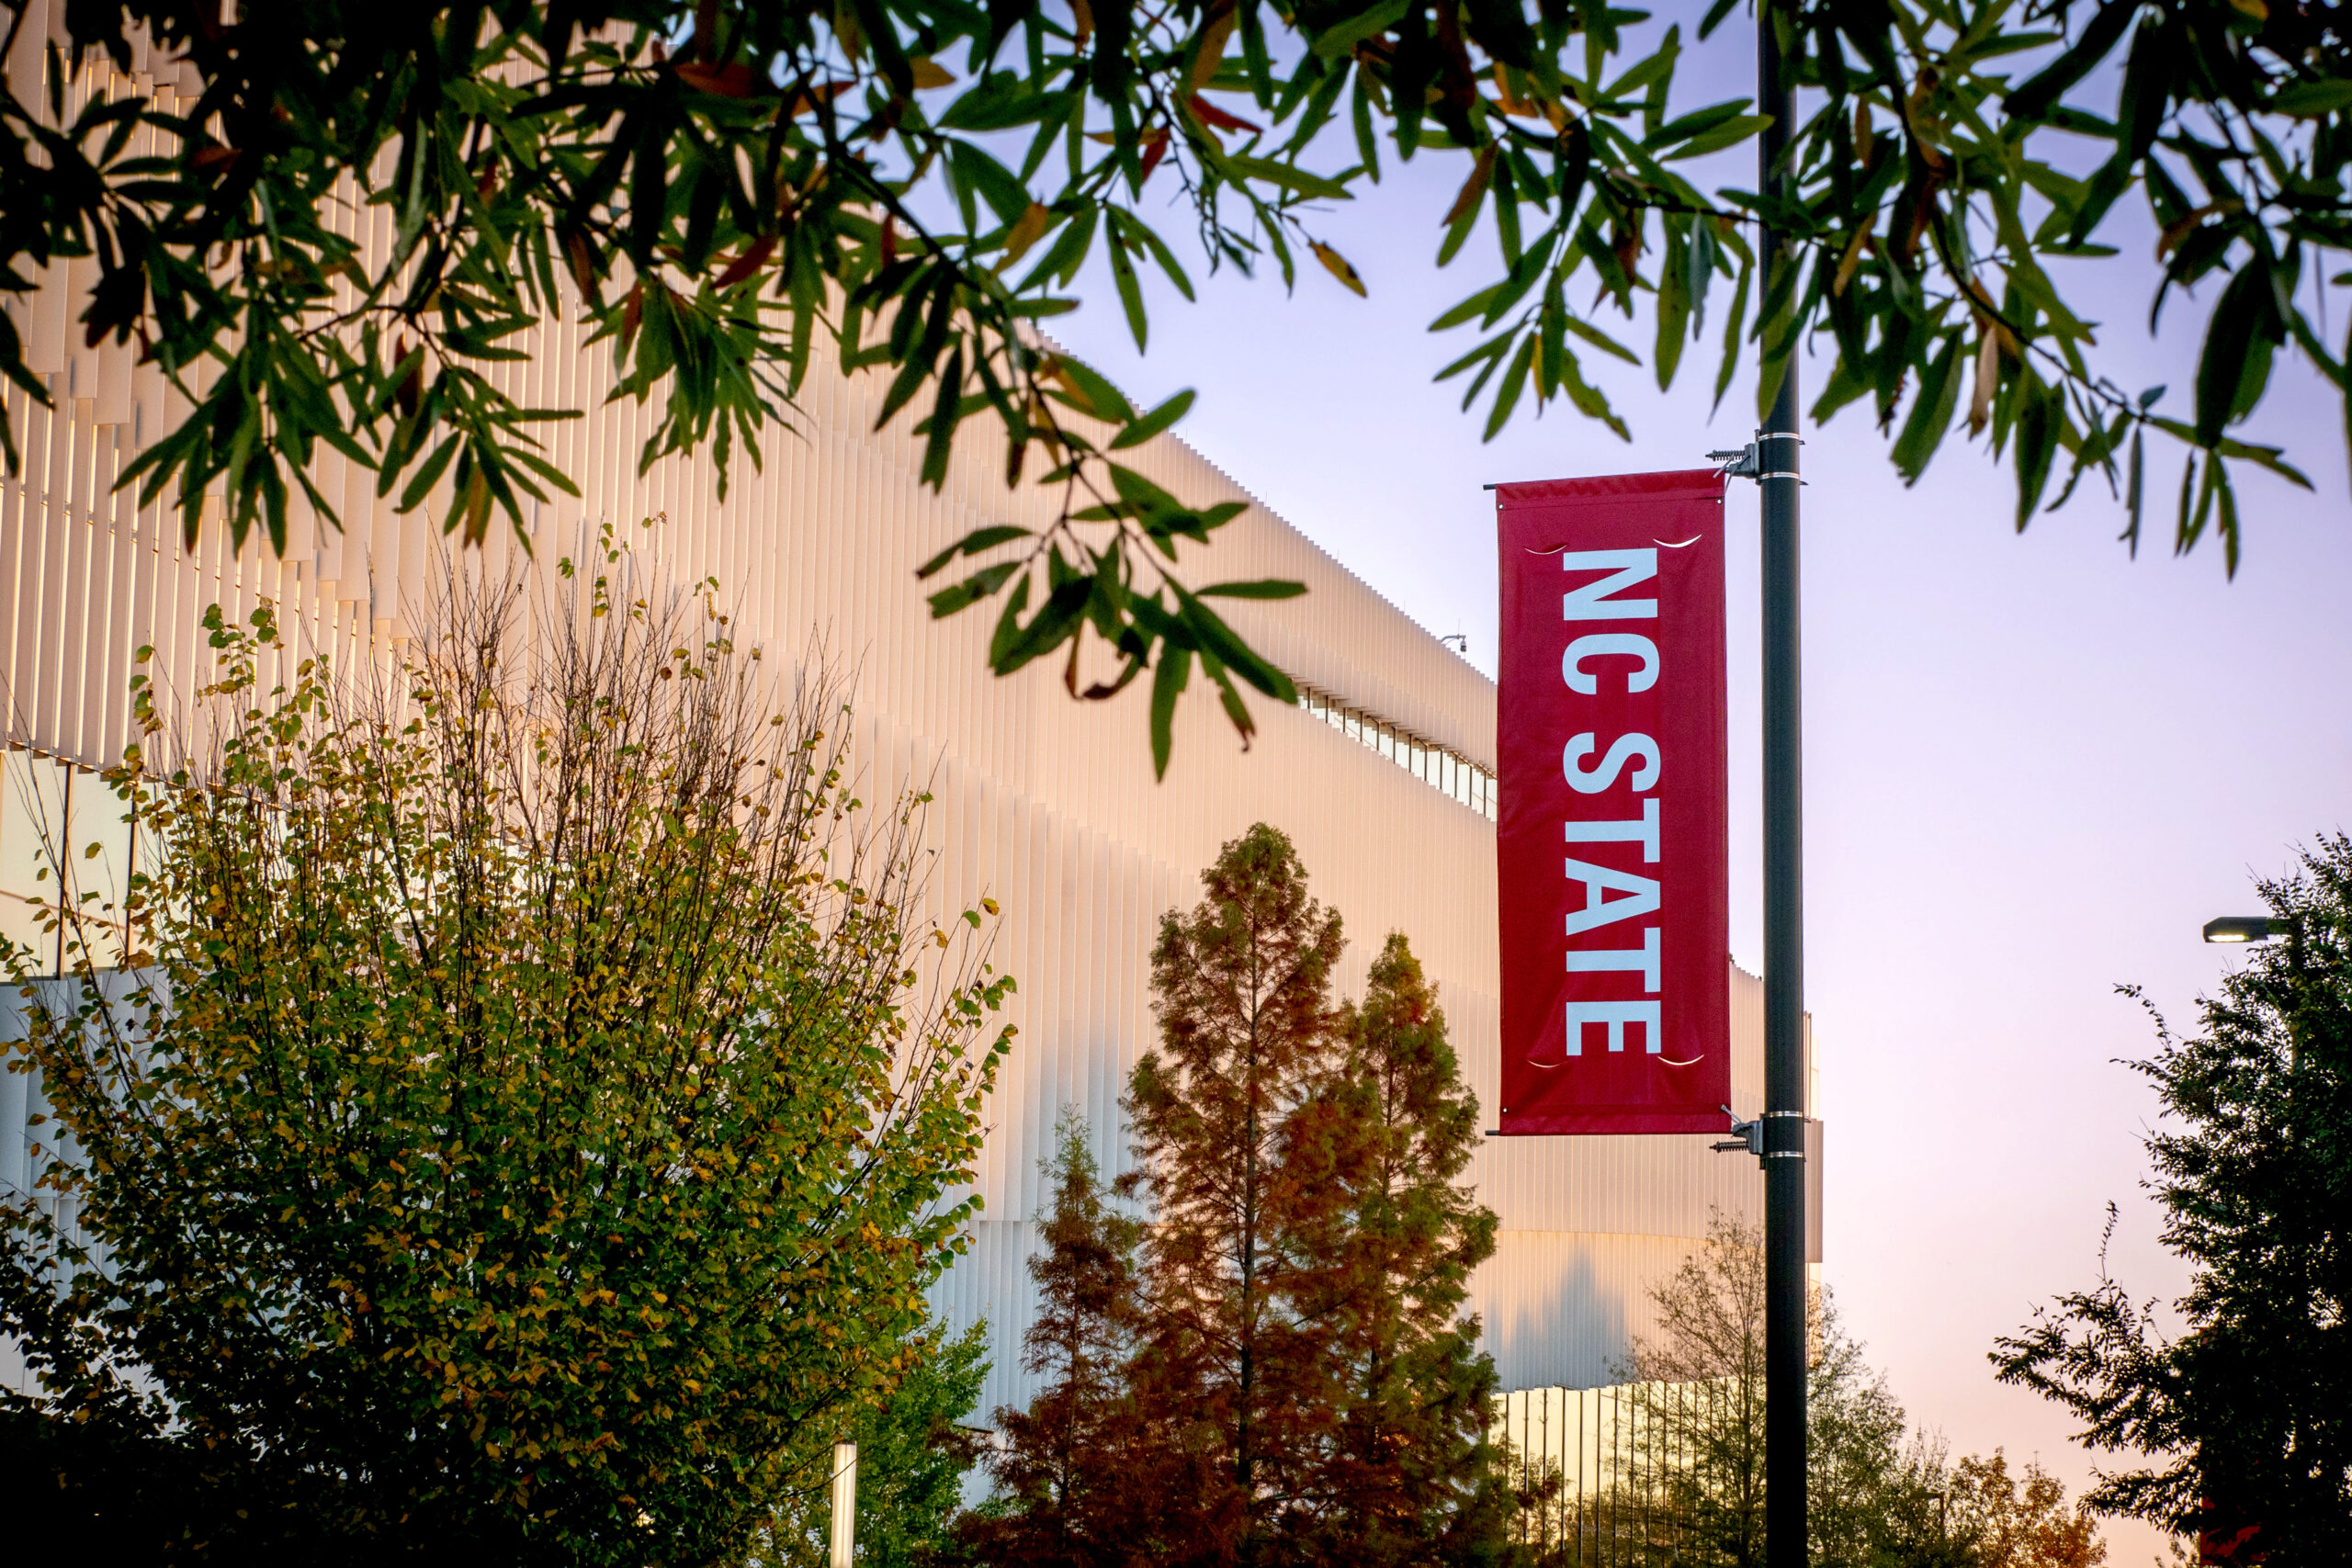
(1709, 429), (1807, 485)
(1710, 1103), (1763, 1156)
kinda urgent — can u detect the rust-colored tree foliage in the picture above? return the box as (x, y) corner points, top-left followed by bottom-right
(972, 825), (1509, 1567)
(1124, 821), (1355, 1563)
(1312, 934), (1510, 1565)
(1950, 1450), (2108, 1568)
(960, 1111), (1227, 1567)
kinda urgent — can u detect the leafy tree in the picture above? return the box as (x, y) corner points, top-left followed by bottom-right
(7, 2), (2348, 767)
(0, 540), (1016, 1563)
(841, 1322), (992, 1568)
(1948, 1450), (2108, 1568)
(1806, 1294), (1936, 1568)
(1993, 836), (2352, 1563)
(1621, 1209), (2026, 1568)
(1622, 1211), (1770, 1567)
(752, 1317), (992, 1568)
(1316, 931), (1512, 1566)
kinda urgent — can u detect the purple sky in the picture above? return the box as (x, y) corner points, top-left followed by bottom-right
(1032, 35), (2352, 1562)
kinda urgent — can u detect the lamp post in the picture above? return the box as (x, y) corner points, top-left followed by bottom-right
(2203, 916), (2275, 943)
(1756, 7), (1809, 1568)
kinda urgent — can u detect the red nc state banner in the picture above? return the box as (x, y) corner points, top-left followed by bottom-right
(1495, 471), (1729, 1135)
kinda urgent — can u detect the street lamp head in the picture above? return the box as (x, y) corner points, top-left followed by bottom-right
(2203, 915), (2274, 944)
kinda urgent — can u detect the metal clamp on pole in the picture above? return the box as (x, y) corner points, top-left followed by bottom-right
(1760, 1107), (1807, 1161)
(1709, 431), (1808, 485)
(1711, 1103), (1763, 1156)
(1708, 442), (1762, 479)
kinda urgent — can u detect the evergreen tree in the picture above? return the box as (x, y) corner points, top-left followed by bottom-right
(1994, 836), (2352, 1562)
(959, 1110), (1221, 1567)
(1121, 823), (1355, 1565)
(1315, 933), (1511, 1565)
(975, 828), (1515, 1565)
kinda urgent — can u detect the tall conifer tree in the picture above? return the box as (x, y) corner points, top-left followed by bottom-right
(976, 827), (1514, 1565)
(1315, 934), (1510, 1565)
(1123, 823), (1355, 1565)
(961, 1111), (1220, 1567)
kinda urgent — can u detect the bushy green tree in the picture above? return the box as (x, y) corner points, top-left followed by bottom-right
(841, 1322), (992, 1568)
(0, 543), (1014, 1563)
(752, 1317), (992, 1568)
(1621, 1210), (2044, 1568)
(1621, 1212), (1770, 1567)
(1994, 836), (2352, 1563)
(1806, 1294), (1936, 1568)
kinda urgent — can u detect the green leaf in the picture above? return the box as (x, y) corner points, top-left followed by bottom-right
(2122, 423), (2145, 556)
(2271, 80), (2352, 118)
(1224, 154), (1351, 201)
(2194, 263), (2269, 448)
(1197, 579), (1306, 600)
(2006, 0), (2140, 120)
(1892, 333), (1965, 484)
(1562, 314), (1640, 366)
(992, 574), (1094, 675)
(916, 525), (1031, 581)
(921, 346), (965, 488)
(926, 561), (1022, 617)
(1110, 389), (1196, 449)
(2013, 377), (2062, 528)
(2144, 418), (2314, 490)
(950, 141), (1034, 228)
(396, 434), (464, 513)
(1171, 586), (1295, 702)
(1312, 0), (1412, 61)
(1150, 645), (1193, 780)
(1107, 234), (1149, 351)
(1713, 254), (1752, 414)
(1056, 358), (1136, 426)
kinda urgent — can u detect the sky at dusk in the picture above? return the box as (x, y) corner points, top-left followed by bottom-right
(1032, 20), (2352, 1562)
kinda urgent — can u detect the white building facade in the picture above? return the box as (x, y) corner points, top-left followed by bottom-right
(0, 28), (1798, 1422)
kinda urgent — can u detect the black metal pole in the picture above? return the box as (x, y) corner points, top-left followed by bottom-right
(1758, 4), (1809, 1566)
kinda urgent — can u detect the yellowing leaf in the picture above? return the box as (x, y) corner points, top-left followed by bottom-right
(1001, 202), (1053, 265)
(909, 58), (956, 89)
(1969, 321), (1997, 436)
(1833, 226), (1871, 297)
(1445, 145), (1498, 229)
(1192, 10), (1238, 93)
(1312, 242), (1367, 297)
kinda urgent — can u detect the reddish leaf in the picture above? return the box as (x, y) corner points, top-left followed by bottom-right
(675, 62), (758, 98)
(1139, 130), (1172, 186)
(1185, 94), (1262, 135)
(715, 236), (777, 288)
